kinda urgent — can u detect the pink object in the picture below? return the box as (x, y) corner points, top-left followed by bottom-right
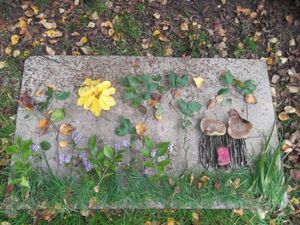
(217, 146), (231, 166)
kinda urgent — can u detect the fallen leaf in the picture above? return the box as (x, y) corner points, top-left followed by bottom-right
(164, 47), (173, 56)
(30, 5), (39, 14)
(233, 177), (240, 188)
(59, 123), (75, 136)
(215, 95), (224, 103)
(148, 99), (158, 107)
(207, 99), (216, 110)
(286, 15), (293, 25)
(13, 50), (21, 57)
(136, 123), (146, 137)
(37, 118), (49, 129)
(93, 185), (99, 193)
(197, 182), (203, 189)
(152, 30), (160, 37)
(200, 175), (210, 183)
(180, 22), (189, 31)
(76, 36), (88, 46)
(159, 34), (168, 41)
(189, 173), (195, 185)
(18, 93), (34, 110)
(91, 11), (99, 20)
(191, 211), (200, 225)
(80, 209), (89, 217)
(233, 208), (244, 216)
(44, 29), (63, 38)
(39, 20), (57, 29)
(87, 22), (96, 28)
(88, 197), (97, 208)
(0, 61), (8, 69)
(287, 85), (299, 93)
(46, 46), (55, 56)
(153, 12), (161, 19)
(17, 19), (28, 30)
(291, 169), (300, 182)
(5, 46), (12, 55)
(278, 112), (290, 121)
(35, 90), (43, 97)
(11, 34), (20, 45)
(193, 77), (204, 89)
(236, 6), (251, 16)
(171, 89), (180, 98)
(284, 106), (296, 114)
(214, 181), (221, 190)
(74, 0), (80, 6)
(244, 94), (257, 104)
(59, 140), (69, 148)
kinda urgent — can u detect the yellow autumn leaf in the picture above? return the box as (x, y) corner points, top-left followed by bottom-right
(11, 34), (20, 45)
(59, 140), (69, 148)
(278, 112), (290, 121)
(30, 5), (39, 14)
(37, 118), (49, 129)
(81, 36), (87, 44)
(0, 61), (8, 69)
(152, 30), (160, 37)
(193, 77), (204, 89)
(233, 208), (244, 217)
(44, 29), (63, 38)
(5, 46), (12, 55)
(135, 123), (146, 137)
(59, 123), (75, 136)
(180, 22), (189, 31)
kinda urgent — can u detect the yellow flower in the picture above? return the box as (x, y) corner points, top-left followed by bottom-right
(77, 78), (116, 116)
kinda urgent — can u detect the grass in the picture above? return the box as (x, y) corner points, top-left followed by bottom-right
(85, 0), (107, 16)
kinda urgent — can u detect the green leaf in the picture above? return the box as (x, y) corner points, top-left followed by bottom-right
(103, 145), (113, 159)
(167, 72), (177, 88)
(20, 176), (29, 188)
(55, 91), (70, 100)
(153, 75), (162, 81)
(40, 141), (51, 151)
(217, 88), (230, 96)
(141, 148), (151, 157)
(144, 161), (154, 168)
(158, 159), (170, 167)
(115, 116), (135, 136)
(88, 135), (98, 156)
(45, 87), (54, 98)
(157, 165), (165, 173)
(178, 98), (188, 111)
(157, 142), (170, 156)
(178, 74), (189, 88)
(50, 108), (65, 122)
(145, 136), (154, 149)
(187, 101), (202, 112)
(182, 119), (192, 128)
(221, 70), (234, 85)
(6, 146), (18, 155)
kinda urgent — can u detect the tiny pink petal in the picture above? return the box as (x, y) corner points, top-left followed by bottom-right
(217, 146), (231, 166)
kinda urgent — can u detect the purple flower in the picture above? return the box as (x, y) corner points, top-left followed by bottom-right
(78, 151), (88, 160)
(168, 143), (174, 153)
(114, 139), (130, 150)
(59, 153), (72, 164)
(71, 132), (82, 145)
(30, 144), (39, 153)
(158, 155), (167, 162)
(82, 158), (93, 172)
(151, 149), (157, 158)
(143, 168), (150, 175)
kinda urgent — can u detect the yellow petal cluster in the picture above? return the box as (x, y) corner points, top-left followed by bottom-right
(77, 78), (116, 116)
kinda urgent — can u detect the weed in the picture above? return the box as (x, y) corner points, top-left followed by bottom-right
(85, 0), (107, 16)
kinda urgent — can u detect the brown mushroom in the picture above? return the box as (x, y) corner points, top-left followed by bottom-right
(227, 109), (253, 139)
(200, 117), (226, 136)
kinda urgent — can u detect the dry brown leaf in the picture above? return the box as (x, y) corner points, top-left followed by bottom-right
(13, 50), (21, 57)
(87, 22), (96, 28)
(164, 47), (173, 56)
(207, 99), (216, 110)
(59, 140), (69, 148)
(39, 20), (57, 29)
(148, 99), (158, 107)
(59, 123), (75, 136)
(30, 5), (39, 14)
(236, 6), (251, 15)
(286, 15), (294, 25)
(233, 208), (244, 216)
(200, 175), (210, 183)
(278, 112), (290, 121)
(154, 113), (162, 121)
(0, 61), (8, 69)
(153, 12), (161, 19)
(191, 211), (200, 225)
(18, 93), (34, 110)
(233, 177), (240, 188)
(37, 118), (49, 129)
(180, 22), (189, 31)
(46, 46), (55, 56)
(93, 185), (99, 193)
(136, 123), (146, 137)
(287, 85), (300, 93)
(284, 106), (296, 114)
(159, 34), (168, 42)
(244, 94), (257, 104)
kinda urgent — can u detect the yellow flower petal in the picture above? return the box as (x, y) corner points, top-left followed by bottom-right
(97, 81), (111, 92)
(84, 96), (95, 110)
(83, 78), (93, 86)
(102, 87), (116, 95)
(90, 98), (102, 116)
(101, 95), (116, 107)
(78, 87), (92, 96)
(99, 98), (110, 110)
(77, 95), (90, 106)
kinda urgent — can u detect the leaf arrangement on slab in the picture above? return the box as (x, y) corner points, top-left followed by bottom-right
(120, 74), (165, 107)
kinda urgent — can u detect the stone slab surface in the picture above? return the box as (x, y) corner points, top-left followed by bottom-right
(15, 56), (277, 176)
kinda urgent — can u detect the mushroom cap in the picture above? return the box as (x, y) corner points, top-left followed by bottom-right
(227, 109), (253, 139)
(200, 117), (226, 136)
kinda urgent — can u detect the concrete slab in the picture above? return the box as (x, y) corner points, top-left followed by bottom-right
(15, 56), (277, 177)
